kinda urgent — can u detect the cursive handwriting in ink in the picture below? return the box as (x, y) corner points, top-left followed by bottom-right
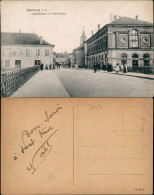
(15, 106), (63, 174)
(39, 126), (54, 138)
(44, 106), (63, 122)
(21, 139), (35, 154)
(27, 129), (58, 174)
(22, 125), (40, 146)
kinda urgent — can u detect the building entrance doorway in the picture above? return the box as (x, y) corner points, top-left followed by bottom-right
(121, 53), (127, 65)
(35, 60), (41, 66)
(143, 54), (150, 66)
(132, 53), (139, 66)
(15, 60), (21, 71)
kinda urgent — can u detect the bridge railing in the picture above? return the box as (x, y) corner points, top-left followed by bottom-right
(1, 65), (40, 97)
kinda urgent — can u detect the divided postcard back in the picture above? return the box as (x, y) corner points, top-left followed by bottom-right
(1, 98), (153, 194)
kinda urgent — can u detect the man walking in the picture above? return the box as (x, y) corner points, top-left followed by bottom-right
(40, 63), (44, 71)
(94, 61), (97, 73)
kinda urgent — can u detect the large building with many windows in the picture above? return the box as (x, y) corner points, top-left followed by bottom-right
(1, 31), (54, 72)
(86, 16), (154, 72)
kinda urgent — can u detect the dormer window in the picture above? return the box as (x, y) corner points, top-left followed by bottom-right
(129, 29), (139, 48)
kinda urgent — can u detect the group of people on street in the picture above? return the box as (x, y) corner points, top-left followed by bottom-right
(93, 61), (100, 73)
(93, 61), (128, 74)
(115, 63), (128, 74)
(40, 64), (52, 71)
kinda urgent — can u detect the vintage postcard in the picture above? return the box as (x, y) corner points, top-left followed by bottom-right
(1, 0), (154, 97)
(1, 98), (153, 194)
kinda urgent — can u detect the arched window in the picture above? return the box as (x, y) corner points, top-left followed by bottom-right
(143, 53), (150, 66)
(121, 53), (127, 58)
(132, 53), (139, 66)
(129, 29), (139, 48)
(121, 53), (127, 65)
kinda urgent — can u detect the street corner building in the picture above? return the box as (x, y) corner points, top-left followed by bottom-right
(71, 29), (87, 68)
(86, 16), (154, 73)
(1, 30), (55, 73)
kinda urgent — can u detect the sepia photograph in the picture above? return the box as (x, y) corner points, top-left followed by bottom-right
(1, 0), (154, 97)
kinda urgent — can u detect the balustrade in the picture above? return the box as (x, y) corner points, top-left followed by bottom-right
(1, 65), (40, 97)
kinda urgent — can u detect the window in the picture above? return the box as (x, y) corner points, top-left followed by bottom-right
(45, 50), (49, 56)
(5, 60), (10, 67)
(26, 49), (30, 56)
(132, 53), (139, 66)
(15, 60), (21, 66)
(16, 48), (22, 56)
(121, 53), (127, 65)
(36, 49), (40, 56)
(143, 53), (150, 66)
(35, 60), (41, 65)
(129, 29), (139, 48)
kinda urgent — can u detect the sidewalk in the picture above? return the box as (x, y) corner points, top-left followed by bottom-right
(11, 70), (70, 97)
(100, 70), (154, 80)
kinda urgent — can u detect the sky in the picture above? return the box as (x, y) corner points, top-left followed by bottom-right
(1, 0), (153, 53)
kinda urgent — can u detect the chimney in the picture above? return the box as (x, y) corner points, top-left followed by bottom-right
(114, 15), (118, 20)
(19, 29), (21, 33)
(98, 24), (100, 31)
(135, 15), (138, 20)
(91, 30), (93, 36)
(40, 36), (43, 44)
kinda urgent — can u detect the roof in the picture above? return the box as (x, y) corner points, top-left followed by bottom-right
(1, 32), (54, 47)
(110, 16), (153, 26)
(74, 45), (84, 50)
(86, 16), (153, 43)
(81, 29), (86, 38)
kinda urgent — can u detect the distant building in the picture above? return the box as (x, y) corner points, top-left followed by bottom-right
(71, 29), (87, 68)
(54, 51), (68, 63)
(86, 16), (154, 72)
(1, 31), (55, 72)
(56, 57), (68, 64)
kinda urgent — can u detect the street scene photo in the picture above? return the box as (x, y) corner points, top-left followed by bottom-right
(1, 1), (154, 97)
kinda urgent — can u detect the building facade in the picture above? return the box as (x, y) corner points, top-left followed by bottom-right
(1, 32), (54, 72)
(86, 16), (154, 72)
(71, 29), (87, 68)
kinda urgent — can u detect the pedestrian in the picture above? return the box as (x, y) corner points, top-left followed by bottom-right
(94, 62), (97, 73)
(125, 64), (128, 73)
(123, 64), (127, 73)
(40, 63), (44, 71)
(121, 64), (124, 72)
(49, 64), (52, 70)
(115, 63), (119, 74)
